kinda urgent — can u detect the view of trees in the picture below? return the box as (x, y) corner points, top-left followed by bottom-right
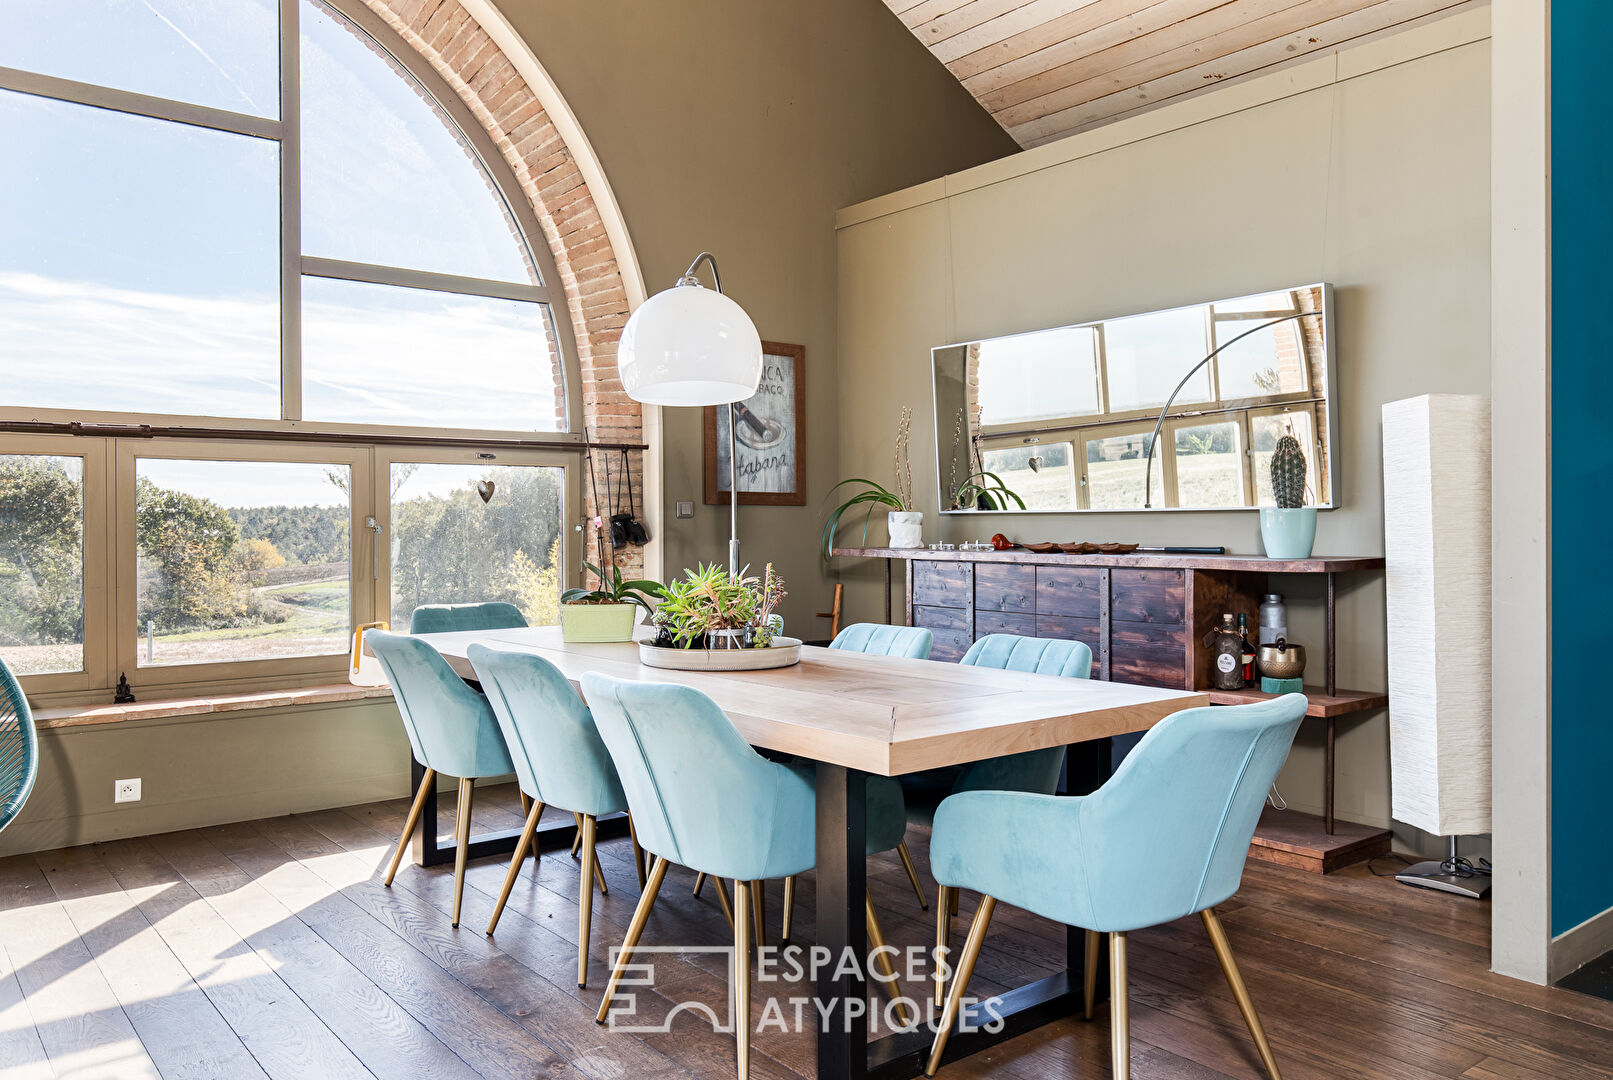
(1, 455), (566, 674)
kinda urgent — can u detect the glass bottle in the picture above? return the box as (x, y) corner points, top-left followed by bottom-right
(1237, 613), (1256, 685)
(1206, 613), (1243, 690)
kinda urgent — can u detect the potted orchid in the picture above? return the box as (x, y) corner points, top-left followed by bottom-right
(559, 561), (665, 643)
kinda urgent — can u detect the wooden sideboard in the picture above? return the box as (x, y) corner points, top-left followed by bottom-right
(835, 546), (1392, 871)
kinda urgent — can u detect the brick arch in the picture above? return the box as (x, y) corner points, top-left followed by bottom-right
(363, 0), (648, 574)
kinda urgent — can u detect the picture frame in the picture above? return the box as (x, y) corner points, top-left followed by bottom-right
(704, 341), (805, 506)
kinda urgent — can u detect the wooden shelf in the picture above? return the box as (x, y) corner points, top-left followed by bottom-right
(1206, 685), (1387, 717)
(834, 546), (1384, 574)
(1249, 807), (1392, 873)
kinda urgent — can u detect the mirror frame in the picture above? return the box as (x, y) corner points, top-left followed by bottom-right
(930, 283), (1339, 514)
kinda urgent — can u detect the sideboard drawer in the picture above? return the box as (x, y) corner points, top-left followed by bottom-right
(975, 563), (1036, 612)
(913, 603), (971, 661)
(1035, 615), (1101, 655)
(912, 560), (970, 609)
(1037, 567), (1102, 618)
(976, 610), (1035, 638)
(1110, 569), (1185, 626)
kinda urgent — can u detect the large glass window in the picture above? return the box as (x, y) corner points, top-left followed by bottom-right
(134, 459), (351, 667)
(975, 328), (1101, 426)
(0, 455), (85, 676)
(389, 463), (566, 629)
(1171, 420), (1244, 508)
(1084, 430), (1156, 510)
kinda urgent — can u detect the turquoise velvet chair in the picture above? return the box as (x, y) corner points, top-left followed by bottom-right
(829, 622), (933, 659)
(368, 631), (515, 928)
(468, 645), (642, 987)
(409, 601), (528, 635)
(583, 674), (916, 1077)
(925, 694), (1308, 1080)
(0, 658), (38, 837)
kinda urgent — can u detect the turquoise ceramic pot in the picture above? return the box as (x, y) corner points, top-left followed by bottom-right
(1259, 507), (1317, 560)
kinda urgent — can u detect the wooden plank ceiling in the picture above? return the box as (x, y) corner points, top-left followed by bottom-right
(885, 0), (1475, 147)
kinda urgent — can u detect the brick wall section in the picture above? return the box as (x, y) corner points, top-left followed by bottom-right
(365, 0), (645, 577)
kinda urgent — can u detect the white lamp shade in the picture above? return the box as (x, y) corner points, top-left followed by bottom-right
(1383, 394), (1492, 837)
(618, 284), (763, 406)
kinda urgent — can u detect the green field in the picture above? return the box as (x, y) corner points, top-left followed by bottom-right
(991, 453), (1245, 511)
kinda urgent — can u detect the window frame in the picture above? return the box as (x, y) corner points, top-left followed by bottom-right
(0, 0), (585, 443)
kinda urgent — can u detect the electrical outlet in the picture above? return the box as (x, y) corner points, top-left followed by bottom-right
(114, 778), (141, 804)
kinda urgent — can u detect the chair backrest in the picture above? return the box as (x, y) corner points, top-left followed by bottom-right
(368, 631), (513, 780)
(0, 659), (38, 833)
(953, 634), (1092, 795)
(409, 602), (528, 635)
(467, 645), (626, 817)
(829, 623), (933, 659)
(1083, 694), (1306, 927)
(581, 673), (815, 881)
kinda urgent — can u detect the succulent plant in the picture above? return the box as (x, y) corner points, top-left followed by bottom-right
(1270, 434), (1308, 509)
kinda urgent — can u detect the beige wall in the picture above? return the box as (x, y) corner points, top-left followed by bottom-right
(492, 0), (1016, 623)
(834, 13), (1492, 841)
(3, 1), (1013, 857)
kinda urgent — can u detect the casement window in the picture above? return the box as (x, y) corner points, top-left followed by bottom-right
(0, 1), (583, 702)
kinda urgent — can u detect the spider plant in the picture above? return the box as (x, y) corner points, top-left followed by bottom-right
(562, 561), (664, 614)
(820, 478), (908, 562)
(952, 471), (1027, 512)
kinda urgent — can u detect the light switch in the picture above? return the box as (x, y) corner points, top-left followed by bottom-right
(675, 501), (695, 519)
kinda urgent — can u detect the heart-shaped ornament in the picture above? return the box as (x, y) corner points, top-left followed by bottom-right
(476, 480), (495, 503)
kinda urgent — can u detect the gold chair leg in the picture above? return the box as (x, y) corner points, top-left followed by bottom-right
(734, 880), (752, 1080)
(1111, 931), (1130, 1080)
(866, 897), (911, 1027)
(749, 880), (767, 949)
(571, 812), (584, 857)
(896, 841), (929, 910)
(713, 876), (735, 932)
(487, 800), (544, 936)
(519, 791), (532, 815)
(1083, 928), (1100, 1021)
(384, 767), (436, 887)
(578, 814), (598, 987)
(1202, 908), (1284, 1080)
(925, 896), (996, 1076)
(450, 777), (475, 928)
(934, 884), (954, 1008)
(627, 815), (647, 888)
(595, 855), (671, 1021)
(781, 876), (796, 943)
(589, 828), (608, 895)
(693, 871), (706, 897)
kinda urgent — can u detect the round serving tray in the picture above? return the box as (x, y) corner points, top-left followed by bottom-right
(638, 636), (803, 672)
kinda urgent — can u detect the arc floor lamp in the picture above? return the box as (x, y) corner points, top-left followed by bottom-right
(617, 252), (763, 574)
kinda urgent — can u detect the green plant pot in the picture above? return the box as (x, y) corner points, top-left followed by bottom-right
(559, 603), (637, 642)
(1259, 507), (1318, 560)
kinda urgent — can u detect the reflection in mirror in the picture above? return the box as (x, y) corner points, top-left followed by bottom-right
(933, 284), (1335, 513)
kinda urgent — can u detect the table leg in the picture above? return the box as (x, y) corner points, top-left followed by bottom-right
(815, 762), (869, 1080)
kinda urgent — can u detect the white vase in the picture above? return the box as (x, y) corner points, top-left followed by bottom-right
(888, 510), (924, 549)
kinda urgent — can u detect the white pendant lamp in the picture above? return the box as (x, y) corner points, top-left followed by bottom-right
(618, 252), (762, 572)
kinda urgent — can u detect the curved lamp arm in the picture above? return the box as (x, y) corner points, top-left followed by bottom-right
(1142, 310), (1325, 509)
(673, 250), (742, 573)
(677, 251), (724, 293)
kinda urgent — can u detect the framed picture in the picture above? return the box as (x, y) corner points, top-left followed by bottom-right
(704, 341), (805, 506)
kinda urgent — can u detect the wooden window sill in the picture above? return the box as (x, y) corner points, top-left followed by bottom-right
(32, 683), (394, 731)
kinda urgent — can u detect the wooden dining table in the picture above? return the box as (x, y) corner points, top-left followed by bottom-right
(404, 626), (1206, 1080)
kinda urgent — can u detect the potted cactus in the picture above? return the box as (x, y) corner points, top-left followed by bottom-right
(1259, 434), (1318, 559)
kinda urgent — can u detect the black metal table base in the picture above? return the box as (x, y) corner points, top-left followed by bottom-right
(813, 738), (1116, 1080)
(406, 757), (630, 867)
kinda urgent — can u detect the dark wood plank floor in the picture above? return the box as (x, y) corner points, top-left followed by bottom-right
(1, 785), (1609, 1079)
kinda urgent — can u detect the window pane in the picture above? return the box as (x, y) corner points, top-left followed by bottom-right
(976, 328), (1100, 425)
(1213, 317), (1310, 400)
(981, 444), (1074, 511)
(301, 277), (564, 431)
(0, 92), (280, 418)
(1253, 411), (1319, 506)
(1173, 421), (1244, 507)
(0, 455), (85, 676)
(135, 459), (350, 666)
(1102, 307), (1211, 413)
(1085, 431), (1155, 510)
(390, 463), (565, 628)
(1213, 291), (1296, 315)
(1, 0), (279, 118)
(300, 0), (534, 283)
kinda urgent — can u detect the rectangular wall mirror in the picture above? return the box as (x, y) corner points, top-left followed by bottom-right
(932, 283), (1337, 513)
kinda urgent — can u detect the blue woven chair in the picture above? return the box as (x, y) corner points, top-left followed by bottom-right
(584, 674), (919, 1076)
(409, 602), (528, 635)
(925, 694), (1307, 1079)
(0, 658), (38, 836)
(369, 631), (515, 928)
